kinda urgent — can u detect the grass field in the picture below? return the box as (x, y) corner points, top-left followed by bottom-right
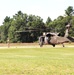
(0, 47), (74, 75)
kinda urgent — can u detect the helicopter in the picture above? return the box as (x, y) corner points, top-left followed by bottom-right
(38, 23), (72, 47)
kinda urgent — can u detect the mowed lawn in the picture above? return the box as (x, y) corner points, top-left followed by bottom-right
(0, 47), (74, 75)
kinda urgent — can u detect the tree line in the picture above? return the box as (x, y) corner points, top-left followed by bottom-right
(0, 6), (74, 43)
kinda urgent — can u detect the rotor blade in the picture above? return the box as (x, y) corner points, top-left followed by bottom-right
(16, 30), (39, 33)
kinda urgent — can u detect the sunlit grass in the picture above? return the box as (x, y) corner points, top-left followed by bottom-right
(0, 47), (74, 75)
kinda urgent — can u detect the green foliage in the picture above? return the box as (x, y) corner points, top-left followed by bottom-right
(0, 11), (45, 43)
(46, 17), (52, 25)
(65, 6), (74, 16)
(0, 6), (74, 43)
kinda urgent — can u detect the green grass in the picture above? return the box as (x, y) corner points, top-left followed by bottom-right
(0, 47), (74, 75)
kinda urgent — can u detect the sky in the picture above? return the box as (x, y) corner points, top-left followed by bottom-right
(0, 0), (74, 25)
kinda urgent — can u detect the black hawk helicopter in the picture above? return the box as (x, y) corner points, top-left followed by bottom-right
(38, 23), (72, 47)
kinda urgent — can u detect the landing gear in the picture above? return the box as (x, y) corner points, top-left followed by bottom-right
(39, 36), (44, 47)
(62, 43), (65, 47)
(52, 44), (55, 47)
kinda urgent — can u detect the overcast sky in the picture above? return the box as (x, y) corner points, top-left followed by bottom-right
(0, 0), (74, 25)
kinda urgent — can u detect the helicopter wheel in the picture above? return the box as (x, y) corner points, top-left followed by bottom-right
(39, 37), (44, 47)
(52, 44), (55, 47)
(62, 43), (65, 47)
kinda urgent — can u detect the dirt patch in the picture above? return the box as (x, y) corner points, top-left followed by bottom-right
(0, 43), (74, 48)
(0, 43), (38, 46)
